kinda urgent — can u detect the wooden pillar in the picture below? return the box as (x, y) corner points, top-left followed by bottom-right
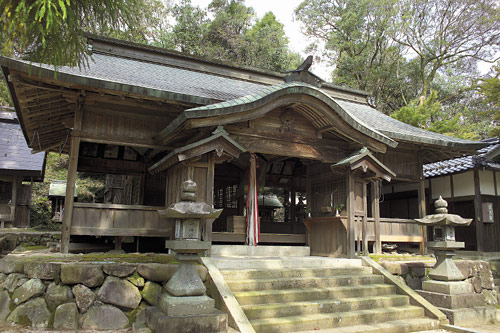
(203, 153), (215, 249)
(474, 169), (484, 252)
(10, 176), (20, 223)
(347, 172), (356, 258)
(290, 188), (296, 233)
(362, 182), (368, 255)
(61, 135), (81, 253)
(371, 180), (381, 254)
(61, 104), (83, 253)
(418, 178), (427, 254)
(305, 165), (312, 246)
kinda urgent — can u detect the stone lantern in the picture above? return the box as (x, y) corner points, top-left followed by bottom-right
(163, 179), (222, 296)
(146, 180), (227, 332)
(415, 196), (472, 281)
(415, 197), (495, 326)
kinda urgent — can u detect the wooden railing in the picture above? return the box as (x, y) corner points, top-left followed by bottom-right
(306, 215), (424, 257)
(71, 203), (170, 237)
(355, 216), (423, 255)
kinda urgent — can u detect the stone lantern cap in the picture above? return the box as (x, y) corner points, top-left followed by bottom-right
(415, 196), (472, 227)
(162, 180), (222, 219)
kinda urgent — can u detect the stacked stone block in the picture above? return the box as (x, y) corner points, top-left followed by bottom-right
(0, 257), (208, 330)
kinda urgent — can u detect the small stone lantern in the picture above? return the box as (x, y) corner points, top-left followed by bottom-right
(415, 196), (472, 281)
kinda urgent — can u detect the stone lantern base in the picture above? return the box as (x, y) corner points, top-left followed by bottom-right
(417, 275), (495, 325)
(145, 303), (228, 333)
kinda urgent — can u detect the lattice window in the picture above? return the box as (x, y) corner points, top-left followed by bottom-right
(214, 185), (238, 209)
(225, 185), (238, 208)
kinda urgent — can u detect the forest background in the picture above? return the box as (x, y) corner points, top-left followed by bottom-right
(0, 0), (499, 228)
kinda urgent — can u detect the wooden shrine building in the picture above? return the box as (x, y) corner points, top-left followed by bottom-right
(0, 35), (486, 255)
(0, 107), (46, 227)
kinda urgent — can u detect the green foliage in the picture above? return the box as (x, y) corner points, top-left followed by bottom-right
(0, 0), (145, 67)
(295, 0), (416, 113)
(391, 90), (479, 139)
(394, 0), (500, 98)
(478, 65), (500, 137)
(155, 0), (300, 72)
(29, 152), (105, 229)
(243, 12), (301, 72)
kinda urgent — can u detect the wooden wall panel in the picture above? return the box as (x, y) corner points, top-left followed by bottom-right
(82, 111), (168, 141)
(71, 203), (168, 237)
(250, 108), (319, 139)
(376, 150), (419, 181)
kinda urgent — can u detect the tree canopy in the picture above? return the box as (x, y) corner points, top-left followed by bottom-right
(295, 0), (500, 138)
(478, 65), (500, 137)
(156, 0), (301, 72)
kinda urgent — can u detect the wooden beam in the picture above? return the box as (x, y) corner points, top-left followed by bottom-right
(371, 181), (381, 254)
(61, 104), (83, 253)
(204, 153), (215, 250)
(10, 176), (21, 222)
(362, 182), (368, 255)
(474, 169), (483, 252)
(61, 135), (80, 253)
(73, 130), (171, 150)
(347, 172), (356, 258)
(418, 178), (427, 255)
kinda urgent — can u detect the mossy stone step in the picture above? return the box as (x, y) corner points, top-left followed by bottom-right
(221, 266), (373, 280)
(233, 283), (396, 305)
(227, 274), (384, 292)
(250, 305), (425, 333)
(242, 294), (409, 320)
(294, 317), (440, 333)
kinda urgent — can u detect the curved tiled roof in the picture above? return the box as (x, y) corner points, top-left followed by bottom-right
(424, 138), (500, 177)
(167, 82), (484, 150)
(161, 82), (396, 147)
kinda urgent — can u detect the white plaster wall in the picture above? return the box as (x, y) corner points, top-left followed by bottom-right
(431, 176), (451, 199)
(480, 170), (496, 195)
(453, 171), (474, 197)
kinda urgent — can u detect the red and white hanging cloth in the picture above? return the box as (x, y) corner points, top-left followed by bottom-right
(246, 153), (260, 246)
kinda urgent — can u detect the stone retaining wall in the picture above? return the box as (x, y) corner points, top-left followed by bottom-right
(0, 231), (61, 252)
(380, 260), (499, 305)
(0, 258), (207, 330)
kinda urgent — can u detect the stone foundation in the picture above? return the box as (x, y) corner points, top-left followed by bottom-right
(0, 231), (61, 252)
(0, 254), (208, 330)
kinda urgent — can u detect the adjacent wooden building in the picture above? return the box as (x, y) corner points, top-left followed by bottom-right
(423, 138), (500, 252)
(0, 107), (46, 227)
(0, 35), (486, 255)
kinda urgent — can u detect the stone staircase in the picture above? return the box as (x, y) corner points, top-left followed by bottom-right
(213, 256), (441, 333)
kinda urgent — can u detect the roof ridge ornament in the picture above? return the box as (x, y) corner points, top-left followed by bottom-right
(284, 55), (323, 88)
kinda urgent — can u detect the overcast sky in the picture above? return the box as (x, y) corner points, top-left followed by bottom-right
(190, 0), (332, 80)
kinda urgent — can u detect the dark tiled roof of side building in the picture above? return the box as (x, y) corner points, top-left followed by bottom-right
(0, 109), (46, 178)
(424, 138), (500, 177)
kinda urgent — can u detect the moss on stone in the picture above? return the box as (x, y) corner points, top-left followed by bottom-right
(22, 245), (48, 251)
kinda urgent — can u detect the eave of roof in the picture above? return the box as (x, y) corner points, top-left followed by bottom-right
(424, 138), (500, 177)
(156, 82), (397, 149)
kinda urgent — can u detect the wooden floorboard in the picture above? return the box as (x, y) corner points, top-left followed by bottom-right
(212, 232), (306, 244)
